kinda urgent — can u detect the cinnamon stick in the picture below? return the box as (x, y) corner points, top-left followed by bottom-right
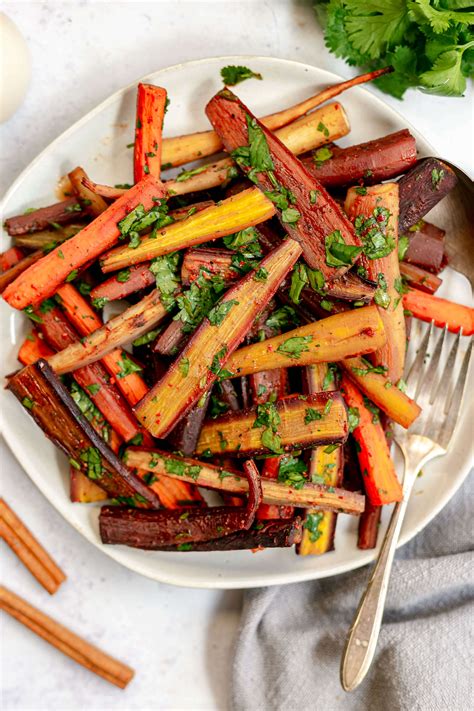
(0, 499), (66, 594)
(0, 586), (134, 689)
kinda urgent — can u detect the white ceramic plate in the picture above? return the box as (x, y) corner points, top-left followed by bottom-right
(1, 56), (472, 589)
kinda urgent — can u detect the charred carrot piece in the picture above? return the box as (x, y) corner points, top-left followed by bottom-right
(345, 183), (406, 383)
(402, 221), (445, 274)
(0, 246), (24, 272)
(134, 84), (167, 183)
(56, 284), (149, 406)
(0, 250), (43, 294)
(48, 288), (167, 375)
(18, 330), (55, 366)
(297, 362), (344, 556)
(225, 305), (386, 377)
(90, 265), (155, 304)
(196, 392), (348, 457)
(399, 262), (442, 294)
(36, 303), (142, 442)
(135, 239), (302, 438)
(358, 501), (382, 549)
(68, 167), (108, 217)
(398, 158), (457, 233)
(301, 130), (417, 187)
(250, 347), (291, 520)
(342, 356), (420, 429)
(206, 88), (361, 280)
(403, 289), (474, 335)
(100, 187), (275, 272)
(3, 198), (88, 237)
(3, 175), (165, 310)
(13, 224), (83, 252)
(161, 67), (392, 168)
(340, 375), (402, 506)
(125, 447), (365, 515)
(8, 360), (160, 507)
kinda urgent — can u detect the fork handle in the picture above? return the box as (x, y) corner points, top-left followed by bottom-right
(340, 496), (407, 692)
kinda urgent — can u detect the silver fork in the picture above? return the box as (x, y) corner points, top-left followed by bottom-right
(340, 322), (473, 692)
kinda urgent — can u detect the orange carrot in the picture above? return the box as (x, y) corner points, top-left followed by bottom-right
(0, 246), (24, 272)
(403, 289), (474, 335)
(56, 284), (149, 407)
(3, 175), (165, 310)
(340, 375), (402, 506)
(134, 84), (167, 183)
(0, 250), (43, 295)
(18, 330), (55, 366)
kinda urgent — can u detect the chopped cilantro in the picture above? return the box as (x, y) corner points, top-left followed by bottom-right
(277, 335), (312, 359)
(325, 230), (363, 267)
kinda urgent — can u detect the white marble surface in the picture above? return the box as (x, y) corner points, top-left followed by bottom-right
(0, 2), (472, 710)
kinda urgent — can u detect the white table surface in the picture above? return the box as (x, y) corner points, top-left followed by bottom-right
(1, 2), (472, 710)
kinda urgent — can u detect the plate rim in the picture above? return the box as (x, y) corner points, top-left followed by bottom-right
(1, 54), (471, 590)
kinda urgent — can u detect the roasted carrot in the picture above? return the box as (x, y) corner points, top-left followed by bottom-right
(340, 375), (402, 506)
(160, 67), (392, 167)
(18, 330), (55, 366)
(196, 392), (348, 457)
(68, 167), (107, 217)
(301, 130), (417, 187)
(70, 469), (108, 503)
(342, 356), (420, 429)
(135, 469), (203, 509)
(135, 239), (302, 438)
(8, 360), (160, 507)
(398, 158), (457, 233)
(206, 88), (361, 280)
(125, 447), (365, 515)
(358, 501), (382, 550)
(90, 265), (156, 304)
(4, 198), (88, 237)
(48, 288), (168, 375)
(345, 182), (406, 383)
(35, 303), (142, 442)
(134, 84), (167, 183)
(13, 224), (83, 252)
(403, 289), (474, 335)
(3, 175), (165, 309)
(0, 250), (43, 294)
(100, 187), (275, 272)
(225, 305), (386, 377)
(399, 262), (442, 294)
(0, 246), (24, 272)
(297, 362), (344, 556)
(56, 284), (149, 406)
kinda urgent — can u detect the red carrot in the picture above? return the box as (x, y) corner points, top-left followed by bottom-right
(358, 501), (382, 549)
(399, 262), (442, 295)
(18, 330), (55, 366)
(403, 289), (474, 335)
(3, 175), (165, 310)
(206, 88), (361, 281)
(134, 84), (167, 183)
(35, 303), (142, 442)
(340, 375), (402, 506)
(90, 265), (155, 304)
(56, 284), (149, 408)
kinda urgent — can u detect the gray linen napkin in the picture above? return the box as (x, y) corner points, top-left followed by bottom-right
(232, 474), (473, 711)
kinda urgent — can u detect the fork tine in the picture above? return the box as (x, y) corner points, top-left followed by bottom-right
(405, 322), (433, 399)
(416, 325), (448, 404)
(430, 329), (462, 414)
(437, 337), (472, 449)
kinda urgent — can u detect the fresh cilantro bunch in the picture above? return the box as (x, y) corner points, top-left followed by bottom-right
(314, 0), (474, 98)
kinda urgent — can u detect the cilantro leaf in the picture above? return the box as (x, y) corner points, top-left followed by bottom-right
(221, 65), (263, 86)
(344, 0), (412, 59)
(276, 335), (313, 359)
